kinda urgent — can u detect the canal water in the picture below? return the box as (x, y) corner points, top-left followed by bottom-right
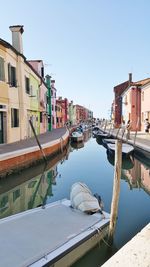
(0, 129), (150, 266)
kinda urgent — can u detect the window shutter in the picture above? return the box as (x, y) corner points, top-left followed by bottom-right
(0, 57), (5, 81)
(11, 66), (16, 87)
(8, 63), (11, 84)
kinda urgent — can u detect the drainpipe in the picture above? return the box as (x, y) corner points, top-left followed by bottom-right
(45, 75), (52, 131)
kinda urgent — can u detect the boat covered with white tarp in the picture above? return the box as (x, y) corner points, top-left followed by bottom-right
(70, 182), (102, 214)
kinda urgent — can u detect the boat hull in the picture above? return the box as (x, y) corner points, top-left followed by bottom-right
(51, 224), (109, 267)
(0, 199), (109, 267)
(71, 136), (84, 142)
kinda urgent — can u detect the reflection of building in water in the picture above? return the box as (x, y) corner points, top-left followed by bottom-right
(0, 165), (58, 219)
(0, 145), (70, 219)
(141, 164), (150, 194)
(83, 129), (92, 142)
(122, 157), (150, 194)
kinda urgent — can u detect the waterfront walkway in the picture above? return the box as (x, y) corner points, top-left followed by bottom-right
(0, 127), (150, 156)
(102, 223), (150, 267)
(104, 128), (150, 156)
(0, 127), (67, 155)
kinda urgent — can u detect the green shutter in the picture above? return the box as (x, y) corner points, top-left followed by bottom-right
(0, 57), (5, 81)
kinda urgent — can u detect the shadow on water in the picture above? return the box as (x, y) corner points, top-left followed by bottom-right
(72, 238), (117, 267)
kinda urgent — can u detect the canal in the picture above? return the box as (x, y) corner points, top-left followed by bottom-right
(0, 129), (150, 266)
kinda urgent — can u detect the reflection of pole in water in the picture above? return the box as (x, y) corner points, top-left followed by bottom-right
(28, 164), (47, 209)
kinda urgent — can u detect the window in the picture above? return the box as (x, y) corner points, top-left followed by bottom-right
(25, 76), (30, 94)
(0, 57), (5, 81)
(8, 63), (17, 87)
(28, 180), (37, 188)
(142, 91), (144, 101)
(13, 189), (20, 202)
(41, 67), (44, 78)
(40, 112), (43, 123)
(11, 108), (19, 127)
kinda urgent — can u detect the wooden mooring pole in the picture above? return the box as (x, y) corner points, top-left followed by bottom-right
(29, 119), (47, 163)
(133, 117), (139, 147)
(108, 140), (122, 244)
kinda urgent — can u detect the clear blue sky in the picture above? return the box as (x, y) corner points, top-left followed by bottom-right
(1, 0), (150, 118)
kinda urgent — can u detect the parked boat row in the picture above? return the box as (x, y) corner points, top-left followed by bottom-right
(93, 127), (134, 158)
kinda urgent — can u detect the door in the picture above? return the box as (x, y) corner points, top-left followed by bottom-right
(0, 112), (4, 144)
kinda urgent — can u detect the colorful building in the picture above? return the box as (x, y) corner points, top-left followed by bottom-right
(45, 75), (52, 131)
(28, 60), (48, 134)
(51, 80), (57, 129)
(113, 73), (132, 128)
(0, 25), (48, 143)
(56, 100), (63, 128)
(122, 78), (150, 131)
(141, 80), (150, 131)
(57, 97), (69, 126)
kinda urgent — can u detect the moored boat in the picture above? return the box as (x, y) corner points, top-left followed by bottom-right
(107, 143), (134, 157)
(102, 138), (116, 148)
(0, 198), (110, 267)
(70, 131), (84, 142)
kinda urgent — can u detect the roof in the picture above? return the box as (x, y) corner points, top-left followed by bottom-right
(114, 80), (130, 95)
(0, 38), (47, 88)
(134, 78), (150, 86)
(121, 77), (150, 97)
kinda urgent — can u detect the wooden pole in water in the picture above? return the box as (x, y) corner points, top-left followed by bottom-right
(29, 119), (47, 163)
(116, 126), (121, 138)
(104, 120), (107, 132)
(133, 117), (139, 147)
(108, 140), (122, 243)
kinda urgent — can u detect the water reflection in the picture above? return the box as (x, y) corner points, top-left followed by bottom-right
(0, 146), (71, 219)
(106, 150), (134, 170)
(0, 132), (150, 267)
(0, 130), (93, 219)
(71, 141), (84, 150)
(122, 157), (150, 194)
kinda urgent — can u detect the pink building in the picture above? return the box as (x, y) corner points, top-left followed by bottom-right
(141, 80), (150, 131)
(122, 78), (150, 131)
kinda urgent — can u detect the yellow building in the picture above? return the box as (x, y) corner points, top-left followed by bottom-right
(0, 25), (47, 143)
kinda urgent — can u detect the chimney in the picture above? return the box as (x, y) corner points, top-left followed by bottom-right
(9, 25), (24, 54)
(129, 73), (132, 83)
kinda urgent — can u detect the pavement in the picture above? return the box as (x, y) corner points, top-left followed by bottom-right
(102, 223), (150, 267)
(0, 126), (150, 157)
(0, 127), (67, 155)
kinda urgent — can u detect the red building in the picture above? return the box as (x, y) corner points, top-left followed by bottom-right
(75, 105), (88, 124)
(56, 97), (69, 125)
(114, 73), (132, 127)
